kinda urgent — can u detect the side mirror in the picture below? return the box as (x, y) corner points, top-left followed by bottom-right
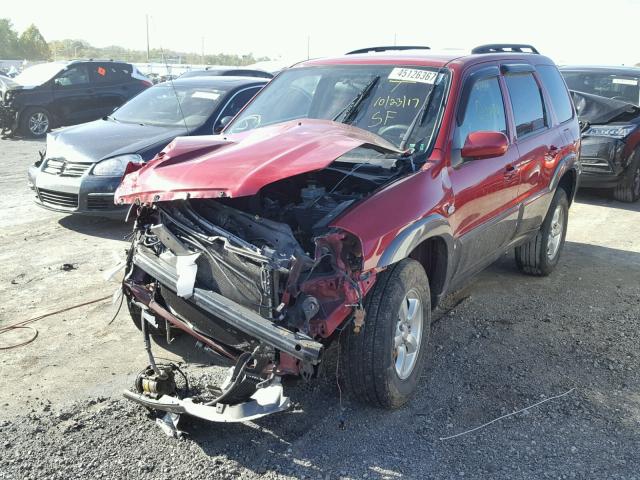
(213, 116), (233, 134)
(461, 131), (509, 159)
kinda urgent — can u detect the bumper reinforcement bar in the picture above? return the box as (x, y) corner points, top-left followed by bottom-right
(131, 247), (324, 364)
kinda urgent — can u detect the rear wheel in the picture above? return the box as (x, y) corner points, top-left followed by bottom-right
(613, 153), (640, 203)
(339, 258), (431, 409)
(515, 188), (569, 276)
(19, 107), (51, 138)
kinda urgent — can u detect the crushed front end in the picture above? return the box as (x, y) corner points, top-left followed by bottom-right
(0, 91), (18, 137)
(118, 140), (413, 423)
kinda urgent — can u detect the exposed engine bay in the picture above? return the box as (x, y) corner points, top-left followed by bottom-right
(121, 148), (415, 425)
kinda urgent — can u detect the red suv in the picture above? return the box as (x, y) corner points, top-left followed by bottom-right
(115, 44), (580, 423)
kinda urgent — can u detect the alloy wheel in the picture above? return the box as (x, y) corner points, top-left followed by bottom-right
(28, 112), (49, 136)
(546, 204), (565, 260)
(393, 288), (423, 380)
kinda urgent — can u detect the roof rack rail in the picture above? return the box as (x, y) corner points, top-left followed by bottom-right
(472, 44), (539, 54)
(346, 46), (431, 55)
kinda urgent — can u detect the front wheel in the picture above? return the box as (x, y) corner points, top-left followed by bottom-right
(339, 258), (431, 409)
(19, 107), (51, 138)
(515, 188), (569, 276)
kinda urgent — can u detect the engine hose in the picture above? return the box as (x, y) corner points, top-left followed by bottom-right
(141, 308), (161, 377)
(204, 351), (254, 406)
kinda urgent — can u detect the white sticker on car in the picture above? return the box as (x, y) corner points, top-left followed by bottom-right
(192, 91), (221, 100)
(388, 68), (438, 84)
(612, 78), (638, 86)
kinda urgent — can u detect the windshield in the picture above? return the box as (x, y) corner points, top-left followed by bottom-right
(14, 63), (65, 87)
(227, 65), (449, 150)
(111, 84), (227, 128)
(562, 71), (640, 106)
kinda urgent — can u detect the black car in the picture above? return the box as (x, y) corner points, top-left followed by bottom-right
(561, 66), (640, 202)
(180, 67), (273, 79)
(27, 76), (267, 217)
(0, 60), (152, 138)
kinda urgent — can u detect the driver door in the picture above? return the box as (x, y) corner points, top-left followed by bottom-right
(447, 68), (521, 281)
(51, 64), (95, 124)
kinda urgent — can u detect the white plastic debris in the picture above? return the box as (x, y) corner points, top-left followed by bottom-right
(175, 253), (201, 298)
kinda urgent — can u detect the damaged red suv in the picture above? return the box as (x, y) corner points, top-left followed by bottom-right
(115, 44), (580, 423)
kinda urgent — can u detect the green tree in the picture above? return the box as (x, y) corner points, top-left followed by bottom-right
(0, 18), (20, 59)
(19, 24), (51, 60)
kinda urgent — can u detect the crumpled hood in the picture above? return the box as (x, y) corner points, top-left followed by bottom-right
(48, 119), (185, 163)
(115, 119), (401, 205)
(570, 90), (640, 125)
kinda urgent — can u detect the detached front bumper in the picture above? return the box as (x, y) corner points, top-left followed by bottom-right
(123, 379), (290, 423)
(127, 246), (324, 365)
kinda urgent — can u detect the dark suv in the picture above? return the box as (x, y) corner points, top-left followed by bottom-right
(114, 44), (580, 423)
(0, 60), (151, 138)
(561, 66), (640, 202)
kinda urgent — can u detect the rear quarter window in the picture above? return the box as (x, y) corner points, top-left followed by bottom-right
(537, 65), (573, 123)
(504, 73), (547, 138)
(92, 64), (132, 84)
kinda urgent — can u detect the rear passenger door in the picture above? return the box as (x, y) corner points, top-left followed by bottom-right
(503, 65), (571, 235)
(448, 66), (521, 279)
(90, 63), (129, 118)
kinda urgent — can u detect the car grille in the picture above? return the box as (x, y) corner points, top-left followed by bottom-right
(87, 195), (115, 210)
(37, 188), (78, 209)
(43, 158), (92, 177)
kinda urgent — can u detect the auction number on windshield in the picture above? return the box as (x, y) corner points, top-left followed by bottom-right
(388, 68), (437, 84)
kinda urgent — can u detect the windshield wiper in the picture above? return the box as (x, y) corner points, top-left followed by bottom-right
(333, 75), (380, 125)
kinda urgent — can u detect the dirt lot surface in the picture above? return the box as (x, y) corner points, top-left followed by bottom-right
(1, 138), (639, 480)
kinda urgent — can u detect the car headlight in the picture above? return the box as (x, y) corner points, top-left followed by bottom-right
(585, 125), (636, 139)
(92, 154), (143, 176)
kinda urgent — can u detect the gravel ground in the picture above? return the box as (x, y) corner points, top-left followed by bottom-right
(1, 138), (639, 480)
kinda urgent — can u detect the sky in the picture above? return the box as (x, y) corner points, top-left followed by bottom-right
(4, 0), (640, 66)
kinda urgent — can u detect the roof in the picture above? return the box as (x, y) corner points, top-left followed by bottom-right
(153, 76), (268, 89)
(559, 65), (640, 76)
(296, 49), (555, 70)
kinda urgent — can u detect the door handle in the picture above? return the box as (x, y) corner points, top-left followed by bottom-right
(504, 163), (519, 181)
(86, 89), (95, 94)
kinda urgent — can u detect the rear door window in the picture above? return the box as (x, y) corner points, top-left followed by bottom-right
(92, 63), (132, 84)
(504, 73), (547, 137)
(537, 65), (573, 123)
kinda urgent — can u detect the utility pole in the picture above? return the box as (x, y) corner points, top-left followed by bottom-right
(201, 37), (205, 66)
(146, 15), (150, 62)
(394, 33), (397, 46)
(307, 36), (310, 60)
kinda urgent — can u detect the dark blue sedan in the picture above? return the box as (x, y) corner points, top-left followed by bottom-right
(27, 76), (267, 217)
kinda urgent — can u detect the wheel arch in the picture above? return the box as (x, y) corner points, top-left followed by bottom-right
(377, 214), (454, 309)
(551, 152), (580, 205)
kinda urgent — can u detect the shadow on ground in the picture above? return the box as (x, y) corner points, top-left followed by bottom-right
(58, 214), (130, 241)
(574, 189), (640, 212)
(163, 240), (640, 478)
